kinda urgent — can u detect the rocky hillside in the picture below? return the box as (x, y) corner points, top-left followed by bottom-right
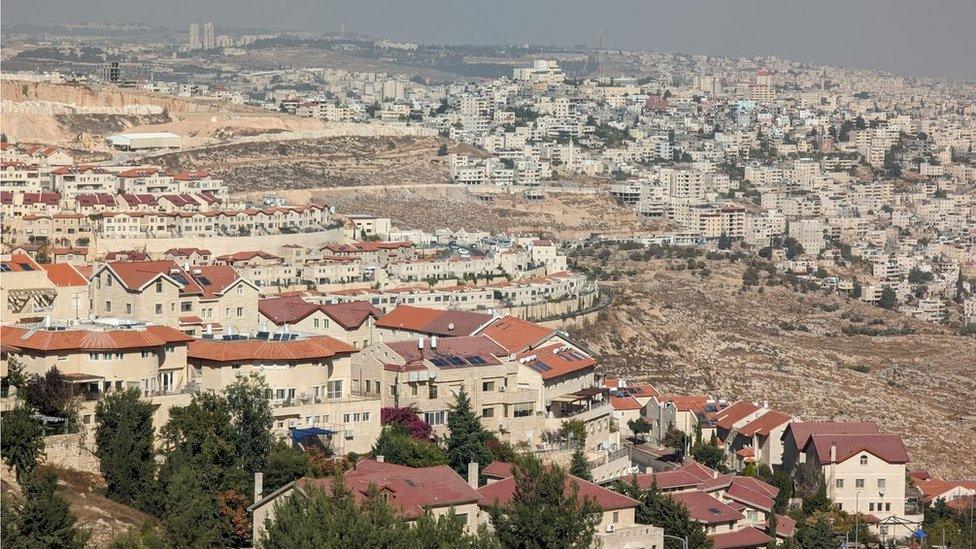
(567, 242), (976, 478)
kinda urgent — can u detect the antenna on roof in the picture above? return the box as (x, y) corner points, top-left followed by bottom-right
(418, 336), (424, 349)
(431, 336), (437, 349)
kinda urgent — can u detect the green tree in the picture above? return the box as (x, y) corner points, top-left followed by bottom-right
(488, 454), (600, 549)
(264, 440), (328, 493)
(559, 419), (588, 446)
(107, 521), (168, 549)
(690, 442), (724, 469)
(226, 373), (275, 475)
(614, 476), (713, 549)
(1, 470), (90, 549)
(0, 404), (45, 481)
(743, 266), (760, 287)
(627, 417), (653, 442)
(162, 462), (234, 549)
(797, 517), (834, 549)
(95, 388), (157, 510)
(372, 424), (448, 468)
(24, 367), (77, 425)
(878, 286), (898, 310)
(260, 475), (499, 549)
(445, 388), (492, 477)
(569, 447), (592, 481)
(743, 462), (757, 477)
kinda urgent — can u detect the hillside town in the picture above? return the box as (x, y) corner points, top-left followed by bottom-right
(1, 14), (975, 549)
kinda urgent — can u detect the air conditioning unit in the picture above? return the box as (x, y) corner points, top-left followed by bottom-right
(605, 524), (616, 533)
(344, 430), (355, 440)
(499, 385), (507, 392)
(288, 419), (297, 427)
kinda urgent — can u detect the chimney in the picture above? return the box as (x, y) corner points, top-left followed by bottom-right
(431, 336), (438, 349)
(830, 441), (837, 463)
(467, 462), (479, 489)
(376, 455), (385, 463)
(253, 472), (263, 503)
(418, 336), (425, 349)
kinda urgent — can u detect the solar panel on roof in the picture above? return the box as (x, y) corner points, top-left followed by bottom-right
(19, 263), (34, 271)
(430, 358), (448, 367)
(195, 276), (211, 286)
(0, 264), (10, 272)
(448, 357), (465, 366)
(171, 274), (188, 285)
(530, 361), (551, 372)
(466, 356), (486, 365)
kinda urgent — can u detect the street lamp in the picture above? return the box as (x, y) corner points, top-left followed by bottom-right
(663, 534), (688, 549)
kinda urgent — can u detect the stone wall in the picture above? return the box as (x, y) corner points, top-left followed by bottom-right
(91, 227), (345, 257)
(41, 432), (100, 475)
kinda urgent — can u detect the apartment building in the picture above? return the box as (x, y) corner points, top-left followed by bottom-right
(91, 261), (260, 335)
(1, 254), (90, 323)
(187, 331), (380, 454)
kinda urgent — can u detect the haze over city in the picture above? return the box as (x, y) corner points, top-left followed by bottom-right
(4, 0), (976, 78)
(1, 4), (975, 549)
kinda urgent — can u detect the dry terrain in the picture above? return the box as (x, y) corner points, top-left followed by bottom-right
(1, 465), (154, 547)
(154, 136), (450, 192)
(310, 185), (638, 239)
(568, 243), (976, 478)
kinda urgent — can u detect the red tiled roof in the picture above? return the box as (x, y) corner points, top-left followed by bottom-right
(2, 253), (42, 271)
(188, 335), (356, 362)
(216, 250), (282, 262)
(656, 394), (712, 413)
(806, 434), (909, 464)
(725, 476), (779, 512)
(710, 527), (772, 549)
(104, 260), (204, 295)
(483, 461), (514, 479)
(769, 514), (797, 537)
(672, 490), (744, 524)
(785, 421), (879, 449)
(636, 461), (718, 491)
(737, 411), (791, 438)
(478, 315), (555, 353)
(386, 335), (507, 367)
(915, 479), (976, 501)
(376, 305), (493, 336)
(320, 301), (382, 330)
(299, 460), (479, 519)
(715, 401), (761, 430)
(193, 265), (246, 299)
(477, 472), (639, 512)
(259, 296), (320, 325)
(42, 263), (88, 287)
(611, 396), (643, 411)
(519, 343), (597, 381)
(1, 325), (193, 351)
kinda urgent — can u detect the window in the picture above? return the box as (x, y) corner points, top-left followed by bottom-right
(362, 412), (370, 422)
(612, 511), (619, 523)
(237, 307), (243, 317)
(160, 371), (174, 393)
(877, 479), (886, 490)
(343, 413), (351, 423)
(155, 303), (163, 314)
(411, 384), (419, 396)
(482, 381), (495, 392)
(105, 301), (112, 312)
(125, 303), (132, 315)
(181, 302), (192, 312)
(313, 318), (319, 328)
(424, 411), (447, 426)
(155, 279), (163, 293)
(237, 286), (243, 295)
(855, 479), (865, 489)
(482, 407), (494, 418)
(326, 380), (343, 400)
(860, 455), (868, 465)
(141, 350), (153, 358)
(106, 275), (112, 287)
(885, 503), (890, 511)
(869, 503), (875, 512)
(513, 403), (534, 418)
(836, 479), (844, 489)
(428, 384), (438, 399)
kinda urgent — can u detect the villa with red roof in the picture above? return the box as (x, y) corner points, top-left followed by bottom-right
(258, 295), (382, 348)
(1, 254), (91, 323)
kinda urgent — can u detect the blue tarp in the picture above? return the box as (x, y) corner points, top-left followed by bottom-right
(291, 427), (336, 443)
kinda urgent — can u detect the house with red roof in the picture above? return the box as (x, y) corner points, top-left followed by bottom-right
(644, 393), (727, 448)
(477, 466), (664, 547)
(781, 421), (880, 473)
(91, 260), (260, 336)
(258, 295), (382, 348)
(1, 318), (193, 426)
(726, 410), (792, 471)
(375, 304), (496, 339)
(250, 459), (482, 542)
(162, 247), (212, 265)
(187, 329), (378, 454)
(1, 254), (92, 323)
(802, 432), (913, 533)
(354, 329), (613, 451)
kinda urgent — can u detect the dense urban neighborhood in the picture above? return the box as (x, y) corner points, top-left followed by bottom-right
(1, 13), (974, 549)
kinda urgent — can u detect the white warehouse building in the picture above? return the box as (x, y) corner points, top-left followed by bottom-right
(107, 132), (182, 150)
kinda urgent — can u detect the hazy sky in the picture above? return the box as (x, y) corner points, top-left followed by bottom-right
(5, 0), (976, 79)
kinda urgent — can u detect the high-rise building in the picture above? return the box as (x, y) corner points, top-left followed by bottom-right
(188, 23), (201, 50)
(203, 22), (215, 50)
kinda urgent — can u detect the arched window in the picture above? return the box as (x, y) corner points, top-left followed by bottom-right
(859, 455), (868, 465)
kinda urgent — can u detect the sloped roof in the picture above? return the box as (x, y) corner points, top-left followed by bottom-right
(611, 396), (643, 411)
(376, 305), (493, 336)
(386, 335), (507, 367)
(187, 335), (356, 362)
(672, 490), (744, 524)
(806, 434), (909, 464)
(784, 421), (879, 448)
(715, 401), (761, 430)
(1, 325), (192, 351)
(299, 460), (480, 519)
(42, 263), (88, 287)
(477, 472), (639, 512)
(710, 527), (772, 549)
(320, 301), (382, 330)
(737, 411), (792, 438)
(478, 315), (555, 353)
(724, 476), (779, 512)
(519, 342), (597, 381)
